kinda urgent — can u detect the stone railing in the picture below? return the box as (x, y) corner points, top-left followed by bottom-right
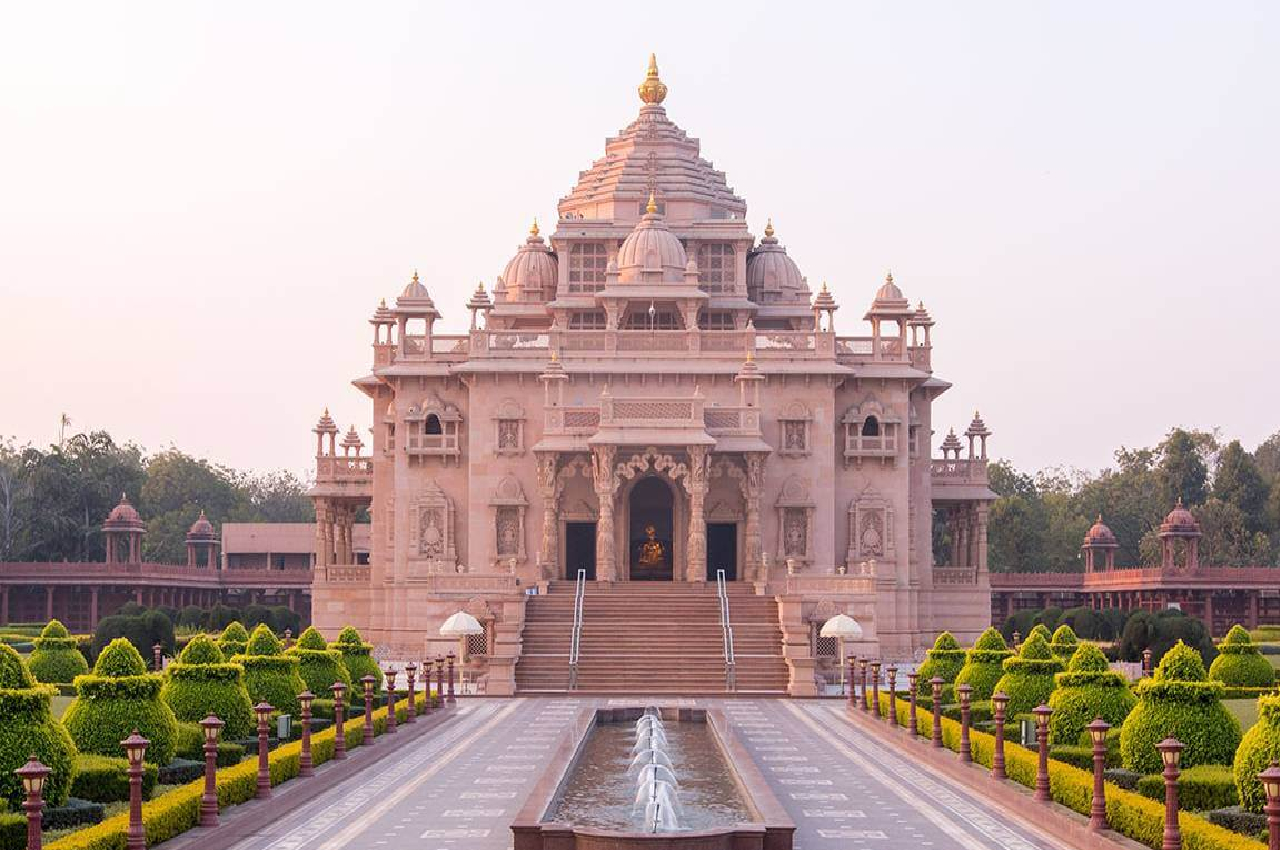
(990, 566), (1280, 592)
(703, 405), (762, 436)
(930, 458), (989, 487)
(324, 563), (371, 583)
(0, 562), (314, 588)
(932, 567), (980, 586)
(315, 455), (374, 486)
(600, 394), (703, 426)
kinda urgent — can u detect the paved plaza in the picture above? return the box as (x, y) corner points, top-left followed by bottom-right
(223, 697), (1066, 850)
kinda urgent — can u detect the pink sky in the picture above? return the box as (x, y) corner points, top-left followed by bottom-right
(2, 2), (1277, 478)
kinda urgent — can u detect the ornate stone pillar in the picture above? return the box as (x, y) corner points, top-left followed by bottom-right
(535, 453), (560, 579)
(591, 445), (617, 581)
(314, 502), (329, 568)
(975, 504), (989, 574)
(685, 446), (710, 583)
(743, 453), (766, 581)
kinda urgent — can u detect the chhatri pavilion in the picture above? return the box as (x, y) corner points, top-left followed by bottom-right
(308, 57), (995, 695)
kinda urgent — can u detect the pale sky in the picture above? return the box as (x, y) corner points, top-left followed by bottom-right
(2, 2), (1277, 479)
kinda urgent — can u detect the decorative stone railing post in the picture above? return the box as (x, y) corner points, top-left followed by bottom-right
(199, 715), (224, 826)
(1088, 717), (1111, 831)
(930, 677), (943, 747)
(958, 683), (973, 763)
(992, 692), (1008, 780)
(254, 702), (273, 799)
(361, 676), (376, 745)
(405, 663), (418, 723)
(1033, 704), (1053, 802)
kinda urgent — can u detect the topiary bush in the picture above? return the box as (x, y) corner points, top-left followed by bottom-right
(1026, 623), (1052, 644)
(1049, 624), (1078, 661)
(28, 620), (90, 685)
(992, 631), (1063, 718)
(0, 644), (77, 810)
(217, 622), (249, 659)
(69, 754), (157, 803)
(287, 627), (352, 696)
(1048, 643), (1137, 746)
(1233, 692), (1280, 812)
(92, 611), (174, 664)
(230, 625), (305, 716)
(330, 626), (381, 694)
(1137, 764), (1238, 811)
(160, 635), (254, 739)
(63, 638), (180, 766)
(1209, 624), (1275, 689)
(1119, 640), (1241, 774)
(915, 631), (965, 695)
(954, 627), (1012, 701)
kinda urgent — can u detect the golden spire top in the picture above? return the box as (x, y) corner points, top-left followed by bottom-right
(821, 281), (830, 294)
(764, 218), (774, 238)
(885, 270), (894, 285)
(412, 269), (420, 284)
(323, 407), (330, 416)
(646, 191), (658, 215)
(745, 348), (755, 363)
(549, 349), (559, 363)
(530, 218), (539, 237)
(638, 53), (668, 105)
(379, 298), (386, 308)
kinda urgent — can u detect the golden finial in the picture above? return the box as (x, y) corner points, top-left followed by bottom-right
(646, 191), (658, 215)
(745, 348), (755, 362)
(549, 349), (559, 363)
(638, 53), (668, 105)
(764, 219), (774, 238)
(379, 298), (386, 308)
(530, 218), (539, 237)
(821, 281), (829, 294)
(412, 269), (420, 284)
(974, 409), (980, 419)
(885, 270), (894, 284)
(323, 407), (330, 416)
(917, 300), (924, 310)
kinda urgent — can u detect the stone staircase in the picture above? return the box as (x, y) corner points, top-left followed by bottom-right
(514, 581), (790, 694)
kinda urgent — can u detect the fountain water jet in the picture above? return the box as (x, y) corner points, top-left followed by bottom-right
(630, 710), (682, 832)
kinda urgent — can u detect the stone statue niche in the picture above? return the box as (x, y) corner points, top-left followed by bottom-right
(411, 480), (458, 575)
(846, 487), (896, 575)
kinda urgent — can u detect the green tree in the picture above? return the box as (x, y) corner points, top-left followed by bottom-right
(1158, 428), (1213, 509)
(1214, 441), (1271, 535)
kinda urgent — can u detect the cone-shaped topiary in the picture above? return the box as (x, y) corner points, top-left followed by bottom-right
(954, 627), (1013, 701)
(330, 626), (381, 694)
(1027, 623), (1052, 644)
(1209, 624), (1275, 688)
(1048, 643), (1137, 746)
(230, 624), (305, 716)
(160, 635), (254, 739)
(1049, 624), (1079, 661)
(287, 627), (352, 695)
(28, 619), (90, 685)
(218, 621), (249, 659)
(1120, 640), (1240, 774)
(992, 631), (1064, 718)
(1233, 693), (1280, 812)
(63, 638), (179, 765)
(0, 644), (77, 810)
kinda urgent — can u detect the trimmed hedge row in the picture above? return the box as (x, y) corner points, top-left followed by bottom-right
(1136, 764), (1238, 812)
(70, 755), (158, 803)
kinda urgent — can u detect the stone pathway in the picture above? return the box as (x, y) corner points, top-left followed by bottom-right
(227, 697), (1069, 850)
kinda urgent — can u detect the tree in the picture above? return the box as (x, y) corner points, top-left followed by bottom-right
(1214, 441), (1271, 535)
(1253, 432), (1280, 483)
(1158, 428), (1212, 509)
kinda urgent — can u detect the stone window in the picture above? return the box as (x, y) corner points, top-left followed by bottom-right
(493, 399), (525, 456)
(496, 506), (520, 556)
(812, 627), (838, 659)
(568, 242), (609, 293)
(842, 401), (900, 468)
(775, 475), (814, 569)
(465, 631), (489, 658)
(696, 243), (735, 294)
(568, 310), (607, 330)
(623, 309), (679, 330)
(404, 399), (462, 465)
(698, 310), (735, 330)
(777, 401), (812, 458)
(489, 474), (528, 568)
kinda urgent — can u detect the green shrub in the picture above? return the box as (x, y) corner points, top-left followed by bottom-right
(287, 627), (352, 695)
(92, 611), (174, 665)
(1049, 643), (1137, 746)
(0, 644), (77, 810)
(230, 625), (305, 715)
(993, 631), (1063, 718)
(63, 638), (180, 766)
(954, 627), (1012, 701)
(330, 626), (381, 694)
(0, 811), (24, 850)
(160, 635), (254, 739)
(1120, 640), (1241, 774)
(1050, 624), (1078, 660)
(267, 606), (301, 636)
(1026, 623), (1052, 643)
(70, 754), (157, 803)
(1233, 693), (1280, 812)
(217, 622), (249, 659)
(916, 631), (965, 694)
(28, 620), (90, 685)
(1137, 764), (1239, 811)
(1210, 625), (1275, 689)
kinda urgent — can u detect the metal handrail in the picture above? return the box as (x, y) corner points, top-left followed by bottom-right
(568, 568), (586, 690)
(716, 569), (736, 691)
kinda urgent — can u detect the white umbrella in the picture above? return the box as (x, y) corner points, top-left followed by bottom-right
(821, 614), (864, 695)
(440, 611), (484, 636)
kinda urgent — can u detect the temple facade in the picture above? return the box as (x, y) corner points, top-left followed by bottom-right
(308, 57), (995, 693)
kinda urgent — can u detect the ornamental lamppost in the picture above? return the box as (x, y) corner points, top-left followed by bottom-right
(361, 675), (376, 745)
(1157, 738), (1184, 850)
(1143, 648), (1153, 678)
(384, 669), (398, 734)
(1087, 717), (1111, 830)
(886, 666), (898, 725)
(859, 659), (870, 711)
(405, 663), (418, 723)
(1033, 704), (1052, 802)
(929, 678), (943, 747)
(446, 652), (457, 703)
(331, 681), (348, 759)
(957, 683), (973, 763)
(870, 661), (881, 717)
(254, 702), (273, 799)
(298, 691), (314, 777)
(435, 657), (445, 709)
(152, 643), (163, 672)
(199, 714), (224, 827)
(907, 671), (919, 735)
(122, 730), (150, 850)
(1256, 761), (1280, 850)
(991, 691), (1009, 780)
(15, 755), (50, 850)
(847, 656), (857, 705)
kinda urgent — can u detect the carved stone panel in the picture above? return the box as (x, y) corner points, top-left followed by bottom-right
(410, 480), (457, 574)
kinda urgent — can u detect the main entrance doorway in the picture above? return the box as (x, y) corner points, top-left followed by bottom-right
(565, 522), (596, 580)
(628, 477), (674, 581)
(707, 522), (737, 581)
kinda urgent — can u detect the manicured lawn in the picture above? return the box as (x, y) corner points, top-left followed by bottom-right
(52, 693), (73, 717)
(1225, 697), (1259, 730)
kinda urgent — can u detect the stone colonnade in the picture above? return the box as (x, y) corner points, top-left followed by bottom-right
(314, 500), (362, 567)
(943, 503), (989, 570)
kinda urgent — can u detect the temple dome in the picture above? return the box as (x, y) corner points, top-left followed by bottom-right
(187, 510), (215, 541)
(400, 270), (429, 300)
(1084, 515), (1117, 546)
(746, 221), (809, 304)
(498, 222), (558, 302)
(1160, 500), (1201, 536)
(103, 494), (145, 532)
(616, 195), (688, 282)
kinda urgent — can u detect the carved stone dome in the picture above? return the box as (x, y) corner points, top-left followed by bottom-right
(1084, 515), (1117, 546)
(746, 221), (808, 304)
(616, 195), (688, 283)
(103, 494), (145, 532)
(187, 510), (215, 541)
(499, 222), (558, 302)
(1160, 500), (1201, 536)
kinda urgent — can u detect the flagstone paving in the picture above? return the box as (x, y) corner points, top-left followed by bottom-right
(227, 697), (1067, 850)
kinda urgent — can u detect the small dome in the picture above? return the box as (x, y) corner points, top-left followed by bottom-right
(1083, 515), (1117, 546)
(187, 510), (215, 540)
(616, 194), (688, 282)
(313, 407), (339, 434)
(875, 270), (905, 303)
(1160, 499), (1201, 536)
(400, 270), (430, 300)
(499, 223), (558, 302)
(103, 494), (145, 532)
(746, 220), (808, 303)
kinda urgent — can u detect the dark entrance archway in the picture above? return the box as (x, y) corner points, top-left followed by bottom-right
(565, 522), (596, 580)
(628, 476), (675, 581)
(707, 523), (737, 581)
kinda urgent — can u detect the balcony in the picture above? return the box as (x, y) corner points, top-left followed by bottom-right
(313, 455), (374, 498)
(930, 459), (993, 501)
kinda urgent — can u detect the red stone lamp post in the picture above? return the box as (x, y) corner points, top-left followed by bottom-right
(929, 677), (943, 747)
(1143, 648), (1153, 679)
(957, 683), (973, 763)
(122, 730), (150, 850)
(299, 691), (314, 777)
(847, 657), (857, 706)
(991, 691), (1009, 780)
(283, 629), (293, 650)
(152, 643), (163, 672)
(447, 652), (456, 703)
(1157, 738), (1183, 850)
(870, 661), (881, 717)
(1257, 761), (1280, 850)
(15, 755), (50, 850)
(361, 675), (376, 745)
(384, 669), (398, 734)
(435, 657), (445, 709)
(331, 681), (347, 759)
(886, 666), (898, 725)
(1033, 704), (1052, 802)
(254, 702), (273, 799)
(1012, 631), (1021, 651)
(859, 659), (870, 711)
(405, 663), (418, 723)
(1088, 717), (1111, 831)
(907, 671), (919, 735)
(199, 714), (224, 827)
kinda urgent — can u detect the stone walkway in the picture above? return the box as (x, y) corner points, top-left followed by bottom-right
(226, 697), (1069, 850)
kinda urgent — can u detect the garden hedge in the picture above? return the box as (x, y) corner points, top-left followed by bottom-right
(915, 631), (965, 695)
(160, 635), (255, 739)
(1050, 624), (1079, 661)
(0, 644), (77, 810)
(28, 620), (90, 685)
(1048, 643), (1137, 746)
(217, 622), (249, 659)
(1209, 625), (1275, 689)
(69, 754), (157, 803)
(330, 626), (381, 694)
(1120, 640), (1241, 774)
(287, 627), (352, 695)
(1137, 764), (1238, 812)
(993, 630), (1063, 718)
(954, 627), (1012, 701)
(63, 638), (180, 766)
(1233, 693), (1280, 813)
(230, 624), (305, 716)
